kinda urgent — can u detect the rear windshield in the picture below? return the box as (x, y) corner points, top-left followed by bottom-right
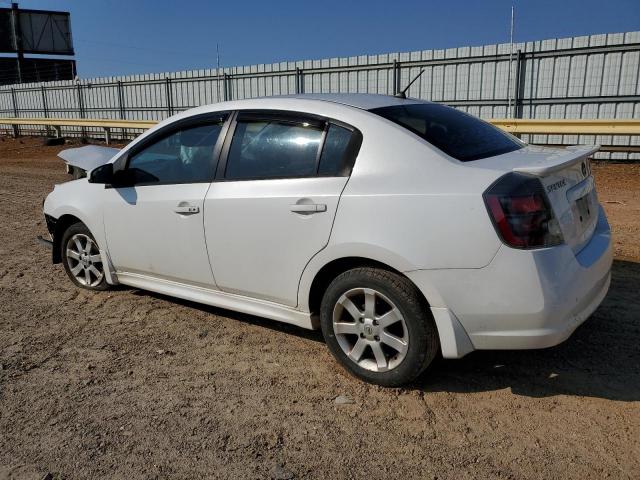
(370, 103), (523, 161)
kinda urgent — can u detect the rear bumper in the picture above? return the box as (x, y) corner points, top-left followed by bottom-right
(408, 204), (612, 357)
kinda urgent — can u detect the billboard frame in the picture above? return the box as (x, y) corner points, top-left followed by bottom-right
(0, 4), (74, 56)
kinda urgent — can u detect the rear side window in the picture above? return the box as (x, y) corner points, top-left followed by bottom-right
(225, 120), (323, 180)
(318, 124), (353, 176)
(370, 103), (523, 161)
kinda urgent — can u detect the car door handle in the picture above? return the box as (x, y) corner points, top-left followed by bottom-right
(290, 203), (327, 213)
(174, 205), (200, 214)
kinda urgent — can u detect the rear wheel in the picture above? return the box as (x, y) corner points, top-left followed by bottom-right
(320, 267), (439, 387)
(61, 223), (109, 291)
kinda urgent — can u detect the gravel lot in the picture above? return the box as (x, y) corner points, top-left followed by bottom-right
(0, 137), (638, 479)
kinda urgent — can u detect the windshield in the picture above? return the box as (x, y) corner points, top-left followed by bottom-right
(370, 103), (524, 161)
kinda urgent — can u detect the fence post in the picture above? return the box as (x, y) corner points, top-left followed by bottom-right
(513, 49), (525, 119)
(41, 86), (51, 136)
(117, 81), (125, 119)
(223, 73), (229, 101)
(165, 78), (173, 116)
(10, 88), (19, 137)
(295, 67), (304, 94)
(76, 83), (86, 138)
(392, 60), (401, 95)
(117, 80), (126, 140)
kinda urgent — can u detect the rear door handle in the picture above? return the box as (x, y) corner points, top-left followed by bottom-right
(290, 203), (327, 213)
(174, 205), (200, 214)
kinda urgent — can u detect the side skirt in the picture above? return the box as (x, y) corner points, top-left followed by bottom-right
(116, 271), (315, 329)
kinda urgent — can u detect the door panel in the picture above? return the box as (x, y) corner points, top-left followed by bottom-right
(104, 183), (215, 287)
(202, 110), (359, 307)
(102, 118), (228, 288)
(204, 177), (347, 306)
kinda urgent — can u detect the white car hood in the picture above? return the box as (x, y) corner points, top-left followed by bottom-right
(57, 145), (120, 172)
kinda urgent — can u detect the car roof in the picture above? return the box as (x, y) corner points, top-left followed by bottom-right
(154, 94), (430, 133)
(282, 93), (428, 110)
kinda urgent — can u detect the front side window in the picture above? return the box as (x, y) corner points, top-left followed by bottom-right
(370, 103), (523, 162)
(127, 122), (225, 184)
(225, 119), (323, 180)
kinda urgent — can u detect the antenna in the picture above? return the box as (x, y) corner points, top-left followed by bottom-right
(395, 68), (425, 99)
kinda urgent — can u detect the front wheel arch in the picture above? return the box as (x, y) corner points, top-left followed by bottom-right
(52, 214), (83, 263)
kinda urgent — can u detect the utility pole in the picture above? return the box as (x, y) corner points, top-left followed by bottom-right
(507, 5), (515, 118)
(216, 43), (221, 101)
(10, 2), (24, 84)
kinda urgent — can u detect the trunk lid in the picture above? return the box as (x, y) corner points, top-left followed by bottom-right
(477, 144), (599, 254)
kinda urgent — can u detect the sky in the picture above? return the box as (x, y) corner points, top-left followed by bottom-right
(2, 0), (640, 79)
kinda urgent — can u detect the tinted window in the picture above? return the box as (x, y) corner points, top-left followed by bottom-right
(318, 124), (353, 176)
(370, 103), (523, 161)
(225, 120), (323, 180)
(128, 122), (224, 184)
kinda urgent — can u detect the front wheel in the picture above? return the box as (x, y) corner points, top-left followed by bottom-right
(61, 222), (109, 291)
(320, 267), (439, 387)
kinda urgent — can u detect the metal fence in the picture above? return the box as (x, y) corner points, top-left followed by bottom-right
(1, 31), (639, 159)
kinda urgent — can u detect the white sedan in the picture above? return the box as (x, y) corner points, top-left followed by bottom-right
(41, 94), (612, 386)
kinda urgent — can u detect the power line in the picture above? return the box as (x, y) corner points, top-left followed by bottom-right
(75, 38), (221, 58)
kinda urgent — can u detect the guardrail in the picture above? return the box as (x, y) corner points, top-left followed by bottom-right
(490, 119), (640, 135)
(1, 116), (639, 147)
(0, 117), (157, 144)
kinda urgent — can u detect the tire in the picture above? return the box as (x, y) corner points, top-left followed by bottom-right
(60, 222), (109, 291)
(320, 267), (439, 387)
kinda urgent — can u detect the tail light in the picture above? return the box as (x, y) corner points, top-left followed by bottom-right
(483, 172), (563, 249)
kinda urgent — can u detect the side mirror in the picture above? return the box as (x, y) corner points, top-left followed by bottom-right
(88, 163), (114, 184)
(89, 164), (159, 187)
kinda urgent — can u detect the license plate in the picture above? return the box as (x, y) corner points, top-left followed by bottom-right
(575, 194), (592, 223)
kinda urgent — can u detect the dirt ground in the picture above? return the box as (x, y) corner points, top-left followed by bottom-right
(0, 137), (638, 480)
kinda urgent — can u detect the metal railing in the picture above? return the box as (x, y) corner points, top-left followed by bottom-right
(490, 119), (640, 135)
(0, 117), (156, 143)
(1, 117), (639, 151)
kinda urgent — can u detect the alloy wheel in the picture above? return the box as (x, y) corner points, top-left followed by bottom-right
(332, 287), (409, 372)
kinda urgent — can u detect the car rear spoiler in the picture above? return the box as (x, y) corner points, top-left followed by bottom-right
(57, 145), (121, 173)
(512, 145), (599, 176)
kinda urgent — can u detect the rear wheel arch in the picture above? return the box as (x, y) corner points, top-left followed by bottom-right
(307, 256), (433, 317)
